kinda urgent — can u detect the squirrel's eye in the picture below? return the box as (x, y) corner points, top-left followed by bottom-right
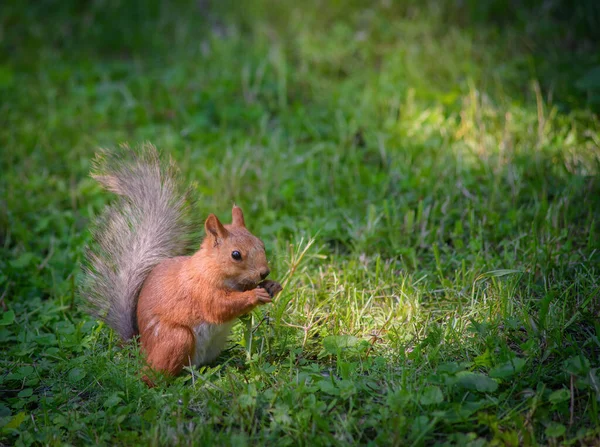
(231, 250), (242, 261)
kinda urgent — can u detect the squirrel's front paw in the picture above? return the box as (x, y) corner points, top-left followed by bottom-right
(258, 280), (283, 298)
(253, 287), (272, 305)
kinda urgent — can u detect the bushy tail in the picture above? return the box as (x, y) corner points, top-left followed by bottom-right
(81, 143), (193, 340)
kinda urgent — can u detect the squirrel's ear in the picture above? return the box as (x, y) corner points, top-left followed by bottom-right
(205, 214), (228, 241)
(231, 205), (246, 228)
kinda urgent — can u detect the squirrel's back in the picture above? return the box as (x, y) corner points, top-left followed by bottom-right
(81, 144), (193, 340)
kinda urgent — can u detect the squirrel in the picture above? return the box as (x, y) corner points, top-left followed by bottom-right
(81, 144), (282, 382)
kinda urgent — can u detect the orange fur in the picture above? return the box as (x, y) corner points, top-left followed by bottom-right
(136, 206), (281, 378)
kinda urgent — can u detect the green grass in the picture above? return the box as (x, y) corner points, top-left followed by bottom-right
(1, 0), (600, 445)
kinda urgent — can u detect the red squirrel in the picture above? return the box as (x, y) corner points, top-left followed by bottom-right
(82, 144), (282, 381)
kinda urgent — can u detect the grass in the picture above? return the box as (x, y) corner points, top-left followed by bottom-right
(1, 0), (600, 445)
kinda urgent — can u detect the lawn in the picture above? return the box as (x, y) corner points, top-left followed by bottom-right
(1, 0), (600, 445)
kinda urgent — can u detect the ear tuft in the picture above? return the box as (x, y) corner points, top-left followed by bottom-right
(205, 214), (228, 240)
(231, 205), (246, 228)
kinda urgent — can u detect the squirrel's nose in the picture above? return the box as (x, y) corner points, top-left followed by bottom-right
(260, 269), (270, 280)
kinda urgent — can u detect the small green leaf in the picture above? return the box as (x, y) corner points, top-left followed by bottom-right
(548, 389), (570, 405)
(0, 311), (15, 326)
(34, 333), (56, 346)
(411, 415), (430, 434)
(10, 252), (35, 268)
(437, 362), (465, 374)
(17, 388), (33, 398)
(564, 355), (590, 376)
(104, 393), (122, 408)
(4, 412), (26, 430)
(0, 404), (10, 418)
(475, 269), (522, 281)
(338, 380), (357, 399)
(17, 366), (34, 377)
(272, 404), (292, 425)
(238, 394), (255, 408)
(142, 408), (157, 422)
(490, 358), (526, 379)
(545, 422), (566, 438)
(420, 386), (443, 405)
(319, 380), (339, 396)
(68, 368), (86, 383)
(455, 371), (498, 393)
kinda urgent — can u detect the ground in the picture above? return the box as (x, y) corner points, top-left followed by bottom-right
(1, 1), (600, 445)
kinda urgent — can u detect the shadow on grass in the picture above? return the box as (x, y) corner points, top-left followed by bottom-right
(438, 0), (600, 113)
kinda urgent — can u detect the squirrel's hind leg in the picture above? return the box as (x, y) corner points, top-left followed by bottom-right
(143, 324), (195, 378)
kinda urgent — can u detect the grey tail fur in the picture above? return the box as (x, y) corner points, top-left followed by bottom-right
(81, 143), (193, 340)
